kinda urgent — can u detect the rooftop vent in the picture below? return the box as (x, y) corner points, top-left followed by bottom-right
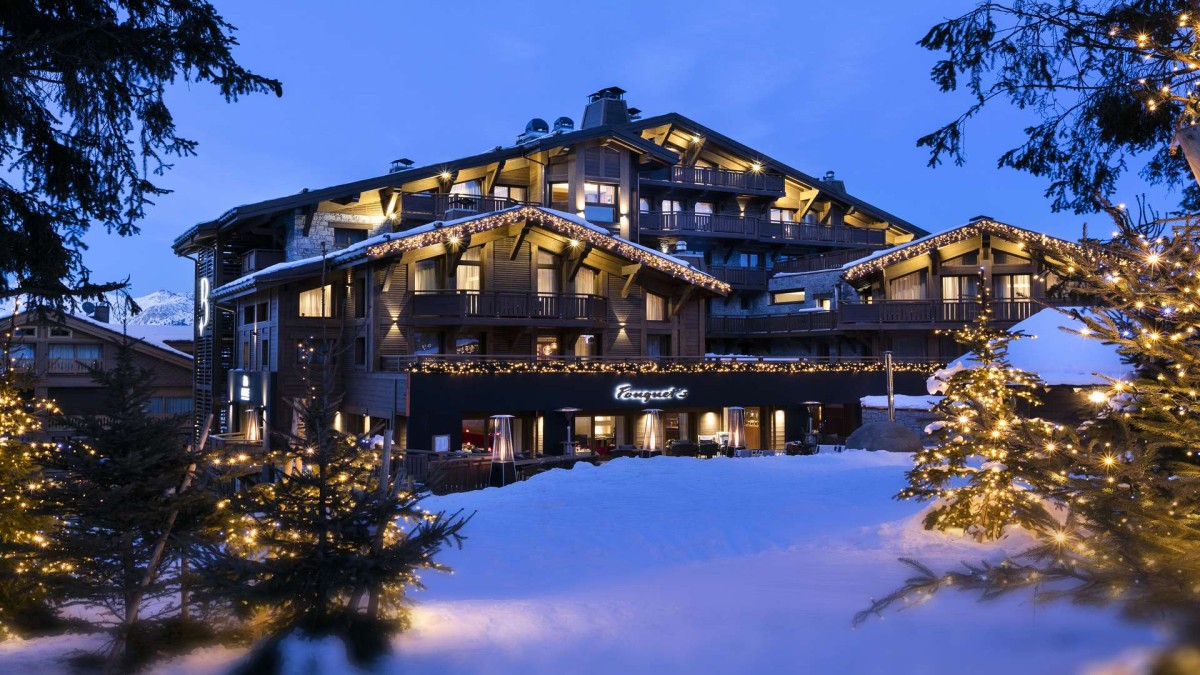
(517, 117), (550, 144)
(553, 116), (575, 132)
(582, 86), (631, 129)
(389, 158), (414, 173)
(820, 170), (846, 192)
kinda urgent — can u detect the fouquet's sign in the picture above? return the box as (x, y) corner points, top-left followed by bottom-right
(613, 383), (689, 403)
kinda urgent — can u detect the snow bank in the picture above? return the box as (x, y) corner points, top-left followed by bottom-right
(4, 453), (1157, 674)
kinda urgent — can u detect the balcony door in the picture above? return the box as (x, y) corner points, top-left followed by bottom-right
(940, 275), (979, 322)
(888, 270), (927, 300)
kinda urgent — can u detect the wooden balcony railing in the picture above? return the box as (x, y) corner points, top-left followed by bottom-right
(838, 299), (1062, 325)
(704, 265), (770, 288)
(400, 193), (524, 220)
(707, 312), (838, 336)
(639, 211), (885, 246)
(651, 166), (786, 193)
(411, 291), (607, 322)
(773, 249), (877, 274)
(47, 358), (101, 374)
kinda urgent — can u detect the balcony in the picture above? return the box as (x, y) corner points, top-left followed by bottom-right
(643, 166), (786, 195)
(708, 312), (838, 336)
(838, 299), (1062, 327)
(639, 211), (886, 247)
(411, 291), (607, 324)
(703, 265), (769, 289)
(773, 249), (877, 274)
(400, 193), (524, 221)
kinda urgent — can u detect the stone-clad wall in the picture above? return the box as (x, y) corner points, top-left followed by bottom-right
(287, 212), (381, 260)
(861, 406), (937, 439)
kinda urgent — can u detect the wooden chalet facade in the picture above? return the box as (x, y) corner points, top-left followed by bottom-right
(173, 87), (944, 455)
(741, 218), (1083, 360)
(1, 311), (194, 439)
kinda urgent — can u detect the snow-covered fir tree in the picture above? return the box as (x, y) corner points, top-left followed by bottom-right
(898, 307), (1053, 541)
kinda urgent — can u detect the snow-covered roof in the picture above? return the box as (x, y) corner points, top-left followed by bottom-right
(69, 313), (193, 360)
(2, 310), (193, 361)
(215, 206), (731, 299)
(928, 307), (1130, 393)
(860, 394), (943, 410)
(842, 219), (1082, 282)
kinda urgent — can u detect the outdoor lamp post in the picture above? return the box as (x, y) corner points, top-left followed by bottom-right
(489, 414), (516, 487)
(641, 408), (663, 458)
(556, 407), (581, 456)
(727, 406), (746, 452)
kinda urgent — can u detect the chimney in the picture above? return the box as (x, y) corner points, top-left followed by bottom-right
(389, 158), (414, 173)
(92, 303), (110, 323)
(820, 170), (846, 192)
(581, 87), (630, 129)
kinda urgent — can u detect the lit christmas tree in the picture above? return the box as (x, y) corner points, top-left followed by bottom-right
(898, 307), (1054, 541)
(861, 207), (1200, 669)
(0, 355), (59, 636)
(201, 338), (469, 665)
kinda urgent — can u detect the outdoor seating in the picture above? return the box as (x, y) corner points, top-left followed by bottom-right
(667, 439), (699, 457)
(697, 441), (720, 458)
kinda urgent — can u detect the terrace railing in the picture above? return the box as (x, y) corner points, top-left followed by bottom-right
(707, 312), (838, 335)
(411, 291), (607, 322)
(838, 299), (1062, 325)
(639, 211), (885, 247)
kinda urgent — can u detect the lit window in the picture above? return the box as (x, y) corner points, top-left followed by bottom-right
(494, 185), (527, 203)
(646, 293), (667, 321)
(770, 208), (795, 223)
(771, 290), (807, 305)
(549, 182), (569, 210)
(414, 259), (439, 292)
(816, 296), (832, 311)
(298, 285), (334, 317)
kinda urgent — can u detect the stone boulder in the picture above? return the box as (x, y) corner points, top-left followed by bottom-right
(844, 421), (923, 453)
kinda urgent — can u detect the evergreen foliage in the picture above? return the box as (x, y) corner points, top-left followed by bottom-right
(898, 308), (1054, 541)
(860, 208), (1200, 667)
(0, 362), (59, 636)
(200, 340), (469, 664)
(36, 340), (202, 670)
(0, 1), (281, 307)
(919, 1), (1200, 213)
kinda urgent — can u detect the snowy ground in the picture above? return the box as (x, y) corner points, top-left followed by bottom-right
(0, 452), (1161, 674)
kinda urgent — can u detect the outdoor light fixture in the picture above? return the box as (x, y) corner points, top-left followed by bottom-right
(750, 162), (763, 173)
(439, 170), (452, 180)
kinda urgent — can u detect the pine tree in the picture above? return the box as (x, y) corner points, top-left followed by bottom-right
(201, 339), (469, 665)
(36, 339), (203, 670)
(899, 307), (1054, 541)
(859, 209), (1200, 668)
(0, 363), (59, 636)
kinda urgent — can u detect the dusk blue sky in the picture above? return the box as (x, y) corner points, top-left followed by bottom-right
(100, 0), (1176, 295)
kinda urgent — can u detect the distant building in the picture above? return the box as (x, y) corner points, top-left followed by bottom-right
(1, 310), (194, 440)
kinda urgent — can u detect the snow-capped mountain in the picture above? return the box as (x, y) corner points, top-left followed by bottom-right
(123, 290), (193, 326)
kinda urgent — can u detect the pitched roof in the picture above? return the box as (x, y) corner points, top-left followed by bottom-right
(627, 113), (928, 237)
(173, 126), (677, 253)
(840, 218), (1082, 282)
(213, 206), (731, 299)
(3, 311), (194, 363)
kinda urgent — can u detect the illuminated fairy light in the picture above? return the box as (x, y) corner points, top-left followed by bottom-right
(842, 219), (1086, 282)
(364, 206), (732, 294)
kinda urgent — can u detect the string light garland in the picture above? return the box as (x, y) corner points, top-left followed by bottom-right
(364, 206), (731, 294)
(394, 358), (941, 376)
(842, 219), (1086, 283)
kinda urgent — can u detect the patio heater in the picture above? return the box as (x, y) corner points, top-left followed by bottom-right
(727, 406), (746, 452)
(489, 414), (516, 487)
(556, 407), (581, 455)
(641, 408), (664, 458)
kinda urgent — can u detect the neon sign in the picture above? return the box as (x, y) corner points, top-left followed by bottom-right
(198, 277), (211, 333)
(613, 383), (689, 403)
